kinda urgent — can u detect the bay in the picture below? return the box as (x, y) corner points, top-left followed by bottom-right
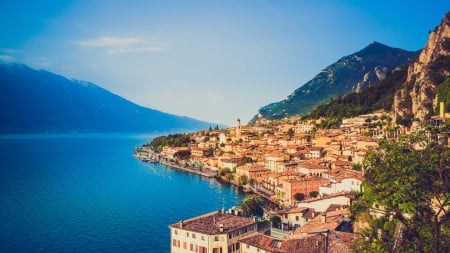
(0, 133), (244, 252)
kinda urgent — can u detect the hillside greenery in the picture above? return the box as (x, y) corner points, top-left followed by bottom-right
(148, 133), (191, 152)
(253, 42), (418, 122)
(436, 78), (450, 114)
(305, 66), (408, 120)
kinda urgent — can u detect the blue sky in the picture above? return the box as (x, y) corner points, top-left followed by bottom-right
(1, 1), (449, 126)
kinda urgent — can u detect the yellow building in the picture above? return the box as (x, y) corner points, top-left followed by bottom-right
(169, 211), (257, 253)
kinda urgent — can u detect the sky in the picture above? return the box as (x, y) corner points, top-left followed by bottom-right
(1, 1), (449, 126)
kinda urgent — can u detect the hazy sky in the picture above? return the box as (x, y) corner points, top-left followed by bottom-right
(1, 1), (449, 126)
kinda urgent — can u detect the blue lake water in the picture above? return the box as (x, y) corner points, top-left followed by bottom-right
(0, 133), (244, 252)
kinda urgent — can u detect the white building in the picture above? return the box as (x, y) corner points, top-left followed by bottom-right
(169, 210), (257, 253)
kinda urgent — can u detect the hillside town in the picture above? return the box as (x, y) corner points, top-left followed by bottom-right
(134, 103), (450, 253)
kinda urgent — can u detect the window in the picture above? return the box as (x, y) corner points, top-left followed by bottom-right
(172, 239), (177, 247)
(174, 230), (178, 235)
(296, 216), (299, 221)
(183, 242), (187, 249)
(199, 246), (207, 253)
(201, 235), (205, 241)
(192, 233), (196, 239)
(214, 236), (219, 242)
(213, 248), (222, 253)
(236, 242), (240, 250)
(190, 243), (194, 251)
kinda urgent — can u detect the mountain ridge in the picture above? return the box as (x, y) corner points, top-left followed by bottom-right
(0, 63), (214, 133)
(252, 41), (419, 123)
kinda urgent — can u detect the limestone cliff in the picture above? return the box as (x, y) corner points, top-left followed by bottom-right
(393, 12), (450, 125)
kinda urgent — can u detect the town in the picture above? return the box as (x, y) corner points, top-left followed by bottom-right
(134, 103), (450, 253)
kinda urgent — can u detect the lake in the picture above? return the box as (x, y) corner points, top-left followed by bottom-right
(0, 133), (244, 252)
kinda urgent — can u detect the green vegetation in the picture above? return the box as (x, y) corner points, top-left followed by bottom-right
(254, 43), (417, 121)
(239, 194), (264, 217)
(294, 192), (305, 202)
(309, 191), (319, 198)
(436, 78), (450, 114)
(269, 215), (282, 228)
(352, 132), (450, 252)
(306, 66), (408, 120)
(238, 174), (249, 186)
(149, 133), (191, 152)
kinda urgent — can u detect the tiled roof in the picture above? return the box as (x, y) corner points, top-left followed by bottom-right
(239, 234), (285, 253)
(169, 211), (256, 235)
(239, 234), (327, 253)
(278, 207), (308, 215)
(328, 231), (362, 253)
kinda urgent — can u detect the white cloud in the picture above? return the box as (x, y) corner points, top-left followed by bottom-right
(0, 55), (13, 62)
(77, 36), (140, 47)
(106, 46), (165, 55)
(0, 48), (17, 54)
(77, 36), (166, 55)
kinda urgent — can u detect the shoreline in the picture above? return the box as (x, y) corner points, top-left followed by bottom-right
(134, 148), (280, 207)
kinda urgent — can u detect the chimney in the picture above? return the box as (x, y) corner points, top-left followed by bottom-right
(321, 213), (327, 223)
(219, 224), (224, 233)
(179, 220), (183, 229)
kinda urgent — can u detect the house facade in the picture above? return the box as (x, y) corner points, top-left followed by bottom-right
(169, 211), (257, 253)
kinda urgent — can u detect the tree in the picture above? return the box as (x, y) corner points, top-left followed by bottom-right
(239, 194), (264, 217)
(269, 215), (282, 228)
(225, 172), (235, 183)
(220, 167), (231, 176)
(238, 156), (253, 166)
(287, 128), (295, 138)
(352, 162), (362, 171)
(294, 192), (305, 202)
(238, 174), (249, 186)
(354, 132), (450, 252)
(309, 191), (319, 199)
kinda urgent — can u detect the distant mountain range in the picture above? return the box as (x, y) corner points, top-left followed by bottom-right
(0, 63), (213, 133)
(252, 42), (419, 122)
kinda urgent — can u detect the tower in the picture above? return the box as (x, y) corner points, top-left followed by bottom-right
(236, 118), (241, 139)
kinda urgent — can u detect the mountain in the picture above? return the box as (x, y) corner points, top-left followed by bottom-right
(393, 12), (450, 125)
(252, 42), (419, 122)
(306, 65), (409, 120)
(0, 63), (213, 133)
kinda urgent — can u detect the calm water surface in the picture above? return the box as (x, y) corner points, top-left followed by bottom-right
(0, 133), (244, 252)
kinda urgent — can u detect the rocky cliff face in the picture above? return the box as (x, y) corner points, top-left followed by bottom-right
(252, 42), (418, 122)
(394, 12), (450, 124)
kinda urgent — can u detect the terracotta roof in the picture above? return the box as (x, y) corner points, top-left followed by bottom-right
(169, 211), (256, 235)
(239, 234), (327, 253)
(328, 231), (362, 253)
(326, 204), (348, 213)
(289, 214), (344, 238)
(239, 234), (285, 253)
(278, 207), (308, 215)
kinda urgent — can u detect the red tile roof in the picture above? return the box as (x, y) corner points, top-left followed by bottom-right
(169, 211), (256, 235)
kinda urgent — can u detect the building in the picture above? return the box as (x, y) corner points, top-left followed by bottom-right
(264, 152), (287, 173)
(169, 210), (257, 253)
(236, 118), (242, 139)
(278, 207), (319, 228)
(280, 176), (329, 205)
(239, 233), (326, 253)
